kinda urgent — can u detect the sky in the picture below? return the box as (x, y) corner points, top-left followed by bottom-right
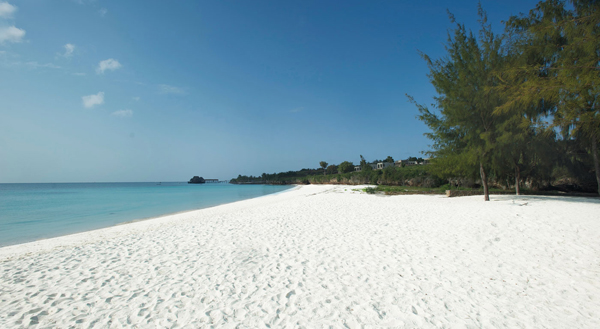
(0, 0), (542, 183)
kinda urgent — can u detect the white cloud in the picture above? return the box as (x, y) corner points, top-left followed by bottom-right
(0, 26), (25, 44)
(82, 92), (104, 108)
(289, 107), (304, 113)
(62, 43), (75, 57)
(96, 58), (121, 74)
(158, 84), (185, 95)
(0, 2), (17, 18)
(132, 96), (140, 101)
(99, 8), (107, 17)
(111, 109), (133, 117)
(25, 61), (61, 69)
(72, 72), (86, 76)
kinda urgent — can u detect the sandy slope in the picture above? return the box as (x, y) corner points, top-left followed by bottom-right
(1, 185), (599, 328)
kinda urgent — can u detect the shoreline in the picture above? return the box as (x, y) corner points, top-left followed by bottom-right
(0, 184), (296, 253)
(1, 185), (599, 327)
(0, 185), (298, 260)
(115, 184), (300, 226)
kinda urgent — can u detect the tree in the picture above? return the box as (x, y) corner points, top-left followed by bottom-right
(326, 164), (338, 175)
(385, 156), (395, 163)
(381, 165), (398, 184)
(411, 6), (506, 201)
(319, 161), (328, 175)
(505, 0), (600, 195)
(338, 161), (354, 173)
(360, 155), (372, 172)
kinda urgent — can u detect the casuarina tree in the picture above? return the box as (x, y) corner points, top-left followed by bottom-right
(505, 0), (600, 195)
(411, 5), (506, 201)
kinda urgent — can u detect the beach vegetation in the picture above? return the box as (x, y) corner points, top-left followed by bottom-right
(230, 151), (596, 195)
(326, 164), (338, 175)
(410, 1), (600, 198)
(411, 5), (506, 201)
(360, 155), (372, 172)
(319, 161), (328, 175)
(501, 0), (600, 194)
(364, 187), (377, 194)
(337, 161), (355, 174)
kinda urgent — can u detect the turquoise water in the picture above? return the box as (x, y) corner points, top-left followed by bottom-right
(0, 182), (292, 247)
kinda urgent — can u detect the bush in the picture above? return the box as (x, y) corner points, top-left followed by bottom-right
(338, 161), (354, 174)
(364, 187), (376, 194)
(439, 183), (451, 190)
(370, 171), (380, 185)
(326, 164), (338, 175)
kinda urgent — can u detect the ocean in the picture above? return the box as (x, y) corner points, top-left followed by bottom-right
(0, 182), (292, 247)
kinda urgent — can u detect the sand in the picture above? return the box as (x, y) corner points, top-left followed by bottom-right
(1, 185), (599, 328)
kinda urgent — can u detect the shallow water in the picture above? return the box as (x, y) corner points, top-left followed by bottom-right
(0, 182), (291, 247)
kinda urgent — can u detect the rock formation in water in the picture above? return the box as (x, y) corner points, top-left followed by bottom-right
(188, 176), (205, 184)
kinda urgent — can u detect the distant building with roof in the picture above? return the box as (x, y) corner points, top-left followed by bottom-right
(395, 158), (431, 167)
(376, 162), (394, 170)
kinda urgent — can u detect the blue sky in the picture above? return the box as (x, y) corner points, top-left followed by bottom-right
(0, 0), (541, 183)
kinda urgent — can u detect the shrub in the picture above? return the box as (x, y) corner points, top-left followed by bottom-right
(338, 161), (354, 174)
(370, 172), (380, 185)
(364, 187), (376, 194)
(439, 183), (451, 190)
(326, 164), (338, 175)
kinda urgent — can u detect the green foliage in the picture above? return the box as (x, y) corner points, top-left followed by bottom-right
(338, 161), (354, 174)
(230, 161), (445, 189)
(364, 187), (376, 194)
(504, 0), (600, 193)
(319, 161), (329, 176)
(439, 183), (451, 190)
(373, 184), (508, 194)
(370, 171), (380, 185)
(411, 5), (513, 200)
(326, 164), (338, 175)
(360, 155), (372, 172)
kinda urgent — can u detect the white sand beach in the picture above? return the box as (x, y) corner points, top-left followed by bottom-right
(1, 185), (599, 328)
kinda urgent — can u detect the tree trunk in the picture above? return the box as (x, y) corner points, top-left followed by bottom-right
(592, 136), (600, 196)
(480, 161), (490, 201)
(515, 166), (521, 196)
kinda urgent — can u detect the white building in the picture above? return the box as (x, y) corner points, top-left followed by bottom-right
(395, 159), (429, 167)
(376, 162), (394, 170)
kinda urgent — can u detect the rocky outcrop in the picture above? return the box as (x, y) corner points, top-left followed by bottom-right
(188, 176), (205, 184)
